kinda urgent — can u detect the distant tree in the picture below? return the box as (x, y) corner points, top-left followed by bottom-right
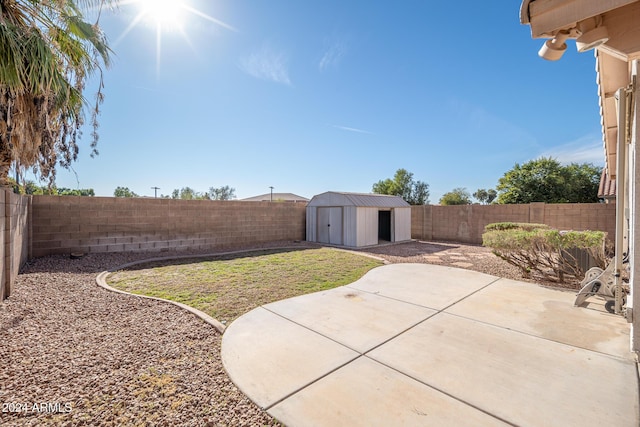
(487, 189), (497, 204)
(56, 188), (94, 196)
(440, 188), (471, 205)
(23, 180), (45, 195)
(473, 188), (497, 204)
(7, 178), (45, 195)
(563, 163), (602, 203)
(208, 185), (236, 200)
(169, 186), (236, 200)
(411, 181), (430, 206)
(496, 157), (600, 204)
(473, 189), (487, 204)
(113, 186), (138, 198)
(181, 187), (197, 200)
(6, 177), (20, 194)
(372, 168), (429, 205)
(172, 187), (200, 200)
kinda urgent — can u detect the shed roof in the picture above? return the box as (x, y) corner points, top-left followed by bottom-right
(307, 191), (410, 208)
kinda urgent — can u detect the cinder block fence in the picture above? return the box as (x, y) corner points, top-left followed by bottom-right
(1, 193), (615, 301)
(1, 189), (31, 301)
(31, 196), (307, 257)
(411, 202), (616, 245)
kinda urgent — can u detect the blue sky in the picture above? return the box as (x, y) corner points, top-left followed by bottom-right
(50, 1), (604, 202)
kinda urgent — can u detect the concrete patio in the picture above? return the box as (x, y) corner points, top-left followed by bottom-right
(221, 263), (639, 426)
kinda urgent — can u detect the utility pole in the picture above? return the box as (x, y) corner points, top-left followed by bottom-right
(151, 186), (160, 198)
(269, 186), (274, 202)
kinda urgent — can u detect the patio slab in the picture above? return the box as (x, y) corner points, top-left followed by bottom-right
(369, 312), (638, 427)
(221, 307), (359, 409)
(263, 286), (436, 353)
(269, 356), (508, 427)
(446, 277), (632, 358)
(347, 263), (499, 310)
(221, 263), (639, 426)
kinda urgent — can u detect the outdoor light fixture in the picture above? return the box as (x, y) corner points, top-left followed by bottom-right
(538, 17), (609, 61)
(538, 30), (570, 61)
(576, 25), (609, 52)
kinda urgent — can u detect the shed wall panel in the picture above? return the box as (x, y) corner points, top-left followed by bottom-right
(344, 206), (358, 247)
(306, 207), (317, 242)
(357, 208), (379, 247)
(394, 208), (412, 242)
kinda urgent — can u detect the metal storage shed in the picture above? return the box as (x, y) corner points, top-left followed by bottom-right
(306, 191), (411, 247)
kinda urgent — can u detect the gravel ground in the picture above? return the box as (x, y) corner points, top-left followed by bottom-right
(0, 244), (297, 427)
(358, 240), (582, 290)
(0, 239), (571, 426)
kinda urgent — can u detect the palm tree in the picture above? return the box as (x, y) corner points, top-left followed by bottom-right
(0, 0), (112, 187)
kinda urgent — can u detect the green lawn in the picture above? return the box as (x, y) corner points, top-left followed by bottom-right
(107, 247), (383, 323)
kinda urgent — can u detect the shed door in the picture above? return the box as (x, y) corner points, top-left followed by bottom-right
(317, 207), (343, 245)
(378, 210), (391, 242)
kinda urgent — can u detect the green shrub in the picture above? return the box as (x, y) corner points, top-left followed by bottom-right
(482, 223), (606, 284)
(483, 222), (549, 232)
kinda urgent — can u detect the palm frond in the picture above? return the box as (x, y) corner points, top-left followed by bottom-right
(0, 0), (111, 186)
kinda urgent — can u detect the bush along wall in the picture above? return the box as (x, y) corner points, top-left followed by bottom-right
(482, 222), (607, 285)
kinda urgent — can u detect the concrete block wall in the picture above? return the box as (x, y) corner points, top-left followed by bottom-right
(27, 199), (619, 257)
(411, 203), (616, 244)
(1, 189), (31, 300)
(543, 203), (616, 235)
(31, 196), (307, 257)
(1, 191), (6, 300)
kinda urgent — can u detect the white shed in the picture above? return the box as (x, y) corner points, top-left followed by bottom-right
(306, 191), (412, 247)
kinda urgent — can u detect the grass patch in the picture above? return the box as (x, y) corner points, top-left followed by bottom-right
(107, 247), (383, 323)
